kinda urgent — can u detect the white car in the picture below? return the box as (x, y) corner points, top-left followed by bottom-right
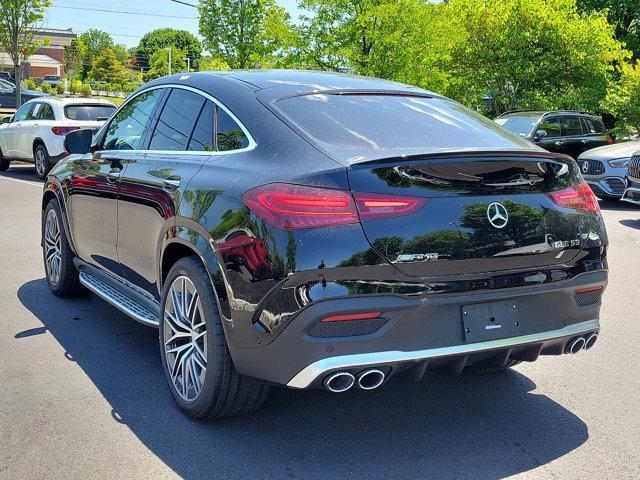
(0, 97), (116, 179)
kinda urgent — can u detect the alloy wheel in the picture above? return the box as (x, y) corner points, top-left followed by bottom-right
(163, 275), (208, 401)
(35, 149), (46, 177)
(44, 208), (62, 285)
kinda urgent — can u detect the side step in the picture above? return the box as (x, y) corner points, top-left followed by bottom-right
(79, 270), (160, 327)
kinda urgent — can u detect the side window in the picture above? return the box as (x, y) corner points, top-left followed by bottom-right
(217, 107), (249, 151)
(582, 117), (605, 134)
(149, 88), (205, 151)
(28, 103), (41, 120)
(103, 89), (163, 151)
(34, 103), (55, 120)
(561, 116), (584, 136)
(13, 103), (34, 122)
(188, 100), (215, 152)
(538, 117), (561, 138)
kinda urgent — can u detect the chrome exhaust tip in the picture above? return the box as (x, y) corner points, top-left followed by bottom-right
(323, 372), (355, 393)
(356, 368), (385, 390)
(583, 332), (598, 350)
(565, 336), (586, 354)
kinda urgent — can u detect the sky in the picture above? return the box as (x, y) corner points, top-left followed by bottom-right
(44, 0), (302, 49)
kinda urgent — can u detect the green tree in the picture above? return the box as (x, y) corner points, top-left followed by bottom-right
(577, 0), (640, 59)
(199, 55), (230, 71)
(0, 0), (51, 106)
(604, 60), (640, 136)
(445, 0), (629, 115)
(144, 47), (187, 81)
(89, 48), (128, 85)
(135, 28), (202, 71)
(64, 38), (87, 81)
(198, 0), (294, 68)
(78, 29), (114, 78)
(112, 43), (131, 67)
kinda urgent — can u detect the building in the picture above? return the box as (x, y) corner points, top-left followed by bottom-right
(0, 28), (76, 82)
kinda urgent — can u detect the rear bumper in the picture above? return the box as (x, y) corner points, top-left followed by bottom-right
(230, 270), (607, 388)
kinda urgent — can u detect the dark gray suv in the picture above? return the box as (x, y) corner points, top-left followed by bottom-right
(495, 111), (612, 159)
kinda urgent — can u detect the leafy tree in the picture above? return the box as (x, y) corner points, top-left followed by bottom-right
(89, 48), (129, 85)
(112, 43), (131, 67)
(144, 47), (187, 81)
(577, 0), (640, 58)
(445, 0), (630, 115)
(64, 38), (87, 81)
(135, 28), (202, 71)
(0, 0), (51, 106)
(78, 29), (114, 78)
(200, 55), (230, 70)
(198, 0), (294, 68)
(604, 60), (640, 136)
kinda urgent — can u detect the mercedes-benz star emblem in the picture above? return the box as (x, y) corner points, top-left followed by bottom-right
(487, 202), (509, 229)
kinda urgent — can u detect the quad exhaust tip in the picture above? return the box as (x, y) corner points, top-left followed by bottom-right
(357, 369), (385, 390)
(566, 336), (586, 354)
(584, 332), (598, 350)
(323, 372), (355, 393)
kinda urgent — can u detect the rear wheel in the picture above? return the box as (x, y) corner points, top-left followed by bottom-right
(159, 257), (270, 419)
(0, 148), (8, 171)
(34, 144), (51, 179)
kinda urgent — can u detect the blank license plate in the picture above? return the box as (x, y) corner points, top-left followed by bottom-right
(462, 301), (522, 342)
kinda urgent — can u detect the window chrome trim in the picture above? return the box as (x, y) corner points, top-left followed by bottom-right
(97, 83), (256, 157)
(286, 319), (600, 389)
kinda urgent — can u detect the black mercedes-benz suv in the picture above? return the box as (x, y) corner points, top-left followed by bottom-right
(495, 110), (613, 159)
(42, 71), (608, 419)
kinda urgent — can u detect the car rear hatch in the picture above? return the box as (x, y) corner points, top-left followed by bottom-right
(348, 152), (602, 277)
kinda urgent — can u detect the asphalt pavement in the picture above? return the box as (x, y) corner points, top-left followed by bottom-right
(1, 163), (639, 479)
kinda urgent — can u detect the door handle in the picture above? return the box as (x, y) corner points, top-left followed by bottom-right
(554, 141), (564, 147)
(581, 139), (589, 144)
(163, 178), (181, 191)
(106, 169), (121, 183)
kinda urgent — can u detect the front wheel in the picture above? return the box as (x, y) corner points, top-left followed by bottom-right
(0, 148), (9, 171)
(34, 144), (51, 180)
(159, 257), (270, 419)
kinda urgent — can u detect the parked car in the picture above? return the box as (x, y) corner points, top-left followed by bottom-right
(0, 78), (48, 109)
(495, 110), (613, 159)
(621, 149), (640, 205)
(577, 141), (640, 199)
(40, 75), (63, 89)
(0, 71), (15, 84)
(0, 97), (116, 178)
(43, 71), (607, 419)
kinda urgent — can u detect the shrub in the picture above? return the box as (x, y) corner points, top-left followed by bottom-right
(23, 78), (36, 90)
(81, 84), (93, 97)
(56, 82), (65, 94)
(41, 82), (52, 94)
(70, 80), (82, 95)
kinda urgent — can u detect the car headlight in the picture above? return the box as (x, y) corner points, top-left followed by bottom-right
(608, 158), (630, 168)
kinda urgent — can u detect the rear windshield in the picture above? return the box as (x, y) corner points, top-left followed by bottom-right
(275, 94), (532, 152)
(494, 115), (539, 137)
(64, 104), (116, 121)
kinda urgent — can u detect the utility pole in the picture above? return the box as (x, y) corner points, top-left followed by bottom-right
(186, 57), (191, 72)
(168, 47), (172, 75)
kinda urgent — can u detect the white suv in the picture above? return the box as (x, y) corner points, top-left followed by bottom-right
(0, 97), (116, 179)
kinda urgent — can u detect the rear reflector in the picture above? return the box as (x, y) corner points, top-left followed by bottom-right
(243, 183), (428, 230)
(607, 137), (614, 145)
(51, 126), (81, 136)
(547, 182), (600, 212)
(321, 312), (382, 323)
(575, 285), (604, 294)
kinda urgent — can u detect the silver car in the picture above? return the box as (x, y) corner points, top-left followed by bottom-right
(577, 141), (640, 199)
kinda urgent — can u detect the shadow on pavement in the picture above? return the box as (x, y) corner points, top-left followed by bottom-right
(0, 162), (42, 182)
(18, 278), (588, 480)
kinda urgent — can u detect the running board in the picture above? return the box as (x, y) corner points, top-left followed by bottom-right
(79, 270), (160, 327)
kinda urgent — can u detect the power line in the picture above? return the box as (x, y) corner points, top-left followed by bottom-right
(52, 5), (198, 20)
(170, 0), (198, 8)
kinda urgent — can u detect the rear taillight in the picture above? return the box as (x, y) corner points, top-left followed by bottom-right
(607, 137), (614, 145)
(243, 183), (427, 230)
(51, 126), (80, 136)
(547, 182), (600, 212)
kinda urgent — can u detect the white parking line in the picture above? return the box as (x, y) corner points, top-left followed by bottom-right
(0, 175), (42, 188)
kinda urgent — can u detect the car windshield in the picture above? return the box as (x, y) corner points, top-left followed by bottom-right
(275, 93), (531, 152)
(494, 115), (540, 137)
(64, 104), (115, 121)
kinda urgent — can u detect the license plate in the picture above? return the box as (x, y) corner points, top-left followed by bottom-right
(462, 301), (521, 342)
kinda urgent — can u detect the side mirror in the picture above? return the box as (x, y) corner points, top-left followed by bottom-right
(533, 130), (547, 141)
(64, 129), (94, 154)
(1, 116), (11, 124)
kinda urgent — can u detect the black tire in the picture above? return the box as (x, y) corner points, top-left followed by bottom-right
(43, 198), (84, 296)
(159, 257), (270, 419)
(34, 143), (51, 180)
(0, 148), (8, 171)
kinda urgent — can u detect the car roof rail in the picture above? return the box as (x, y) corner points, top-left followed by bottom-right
(500, 109), (595, 117)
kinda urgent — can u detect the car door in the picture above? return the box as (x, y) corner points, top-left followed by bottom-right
(65, 88), (165, 282)
(560, 115), (585, 159)
(0, 80), (16, 109)
(534, 116), (565, 154)
(116, 87), (215, 300)
(581, 117), (610, 151)
(2, 102), (34, 158)
(17, 102), (43, 159)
